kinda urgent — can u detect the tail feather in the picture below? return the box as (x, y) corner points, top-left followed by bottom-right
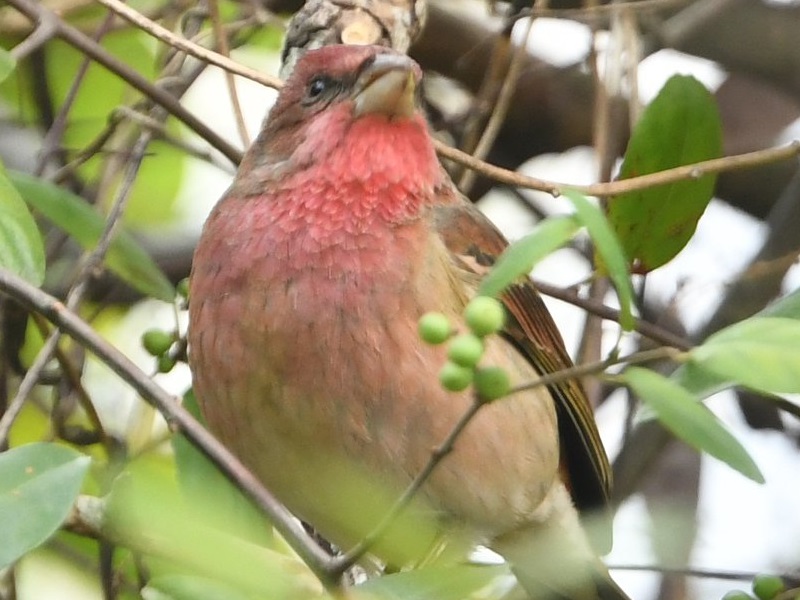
(491, 487), (630, 600)
(500, 541), (629, 600)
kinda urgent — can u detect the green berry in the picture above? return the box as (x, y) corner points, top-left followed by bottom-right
(722, 591), (755, 600)
(142, 329), (173, 357)
(447, 333), (484, 368)
(439, 361), (474, 392)
(418, 312), (453, 345)
(753, 575), (785, 600)
(177, 278), (190, 300)
(464, 296), (505, 337)
(474, 366), (511, 401)
(157, 353), (177, 373)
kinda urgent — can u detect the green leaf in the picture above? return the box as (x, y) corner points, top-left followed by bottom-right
(0, 49), (16, 84)
(172, 390), (269, 545)
(690, 317), (800, 394)
(44, 33), (183, 225)
(123, 137), (185, 227)
(9, 171), (175, 302)
(0, 33), (184, 224)
(621, 367), (763, 483)
(144, 575), (252, 600)
(609, 75), (722, 273)
(674, 290), (800, 397)
(562, 189), (635, 330)
(44, 34), (155, 180)
(0, 165), (45, 285)
(757, 286), (800, 320)
(107, 459), (315, 599)
(671, 361), (730, 399)
(0, 443), (91, 568)
(479, 215), (580, 297)
(357, 564), (506, 600)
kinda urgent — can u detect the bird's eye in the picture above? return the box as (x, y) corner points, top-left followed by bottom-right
(305, 76), (336, 103)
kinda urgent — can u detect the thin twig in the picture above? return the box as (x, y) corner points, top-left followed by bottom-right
(8, 9), (59, 60)
(330, 399), (484, 574)
(93, 0), (281, 90)
(517, 0), (689, 23)
(0, 328), (64, 444)
(452, 27), (511, 182)
(111, 106), (231, 169)
(35, 10), (116, 177)
(208, 0), (251, 148)
(30, 313), (110, 450)
(5, 0), (242, 165)
(330, 345), (683, 573)
(532, 279), (693, 351)
(508, 346), (683, 397)
(72, 135), (152, 299)
(49, 115), (123, 184)
(610, 563), (800, 587)
(577, 0), (615, 405)
(459, 0), (539, 194)
(0, 131), (152, 446)
(435, 139), (800, 197)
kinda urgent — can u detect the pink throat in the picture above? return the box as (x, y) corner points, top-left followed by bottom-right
(265, 108), (442, 240)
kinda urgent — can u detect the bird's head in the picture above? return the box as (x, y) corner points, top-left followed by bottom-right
(244, 44), (430, 173)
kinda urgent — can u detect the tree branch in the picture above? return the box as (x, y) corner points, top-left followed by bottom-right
(435, 139), (800, 198)
(0, 268), (335, 582)
(93, 0), (282, 90)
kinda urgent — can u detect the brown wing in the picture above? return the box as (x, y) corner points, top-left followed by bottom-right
(432, 195), (613, 552)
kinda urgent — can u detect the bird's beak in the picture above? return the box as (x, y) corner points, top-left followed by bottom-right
(353, 53), (420, 119)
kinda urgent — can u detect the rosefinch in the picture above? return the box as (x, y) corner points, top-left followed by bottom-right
(189, 44), (627, 599)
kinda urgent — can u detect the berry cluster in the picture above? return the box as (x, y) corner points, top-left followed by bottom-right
(140, 278), (189, 373)
(418, 296), (511, 401)
(723, 575), (790, 600)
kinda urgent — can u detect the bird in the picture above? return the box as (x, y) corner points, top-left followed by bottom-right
(188, 43), (628, 600)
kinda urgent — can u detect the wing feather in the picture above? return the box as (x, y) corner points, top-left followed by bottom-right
(432, 195), (613, 551)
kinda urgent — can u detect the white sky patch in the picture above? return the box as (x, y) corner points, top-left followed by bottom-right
(516, 146), (599, 215)
(606, 494), (661, 600)
(513, 17), (593, 67)
(172, 52), (281, 235)
(638, 49), (727, 103)
(643, 199), (767, 334)
(17, 550), (102, 600)
(691, 391), (800, 598)
(784, 260), (800, 295)
(777, 115), (800, 144)
(84, 299), (188, 443)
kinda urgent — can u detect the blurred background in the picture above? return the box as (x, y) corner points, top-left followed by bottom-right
(1, 0), (799, 599)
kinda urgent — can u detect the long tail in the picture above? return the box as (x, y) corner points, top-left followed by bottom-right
(491, 489), (630, 600)
(494, 529), (629, 600)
